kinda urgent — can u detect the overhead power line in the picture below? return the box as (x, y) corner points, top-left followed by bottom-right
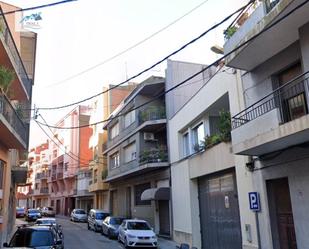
(35, 0), (309, 129)
(46, 0), (211, 88)
(36, 0), (254, 111)
(1, 0), (77, 15)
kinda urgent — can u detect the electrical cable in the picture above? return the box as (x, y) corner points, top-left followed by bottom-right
(38, 114), (94, 164)
(35, 0), (254, 111)
(1, 0), (77, 16)
(45, 0), (211, 88)
(35, 0), (309, 129)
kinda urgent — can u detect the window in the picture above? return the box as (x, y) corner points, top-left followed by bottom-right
(124, 109), (136, 128)
(0, 160), (4, 189)
(110, 152), (120, 169)
(124, 142), (136, 163)
(110, 122), (119, 139)
(134, 182), (151, 206)
(192, 122), (205, 151)
(183, 132), (190, 157)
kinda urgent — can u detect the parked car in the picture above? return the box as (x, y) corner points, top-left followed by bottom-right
(118, 219), (158, 248)
(71, 209), (87, 222)
(102, 216), (126, 239)
(41, 207), (55, 217)
(25, 209), (42, 222)
(87, 209), (110, 232)
(3, 225), (63, 249)
(16, 207), (25, 218)
(35, 218), (62, 238)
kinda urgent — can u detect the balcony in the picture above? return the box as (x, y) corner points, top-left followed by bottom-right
(232, 73), (309, 155)
(57, 172), (63, 179)
(0, 92), (28, 149)
(138, 106), (166, 131)
(0, 7), (32, 99)
(12, 165), (27, 184)
(36, 172), (48, 180)
(139, 148), (168, 164)
(224, 0), (309, 70)
(40, 187), (49, 194)
(51, 174), (56, 181)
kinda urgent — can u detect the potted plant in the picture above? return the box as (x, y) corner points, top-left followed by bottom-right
(218, 110), (232, 142)
(0, 66), (15, 95)
(223, 26), (238, 40)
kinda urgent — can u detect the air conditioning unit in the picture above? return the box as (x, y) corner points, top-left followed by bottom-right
(144, 132), (155, 141)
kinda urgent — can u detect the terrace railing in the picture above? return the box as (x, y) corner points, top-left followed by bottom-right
(0, 92), (28, 144)
(232, 73), (309, 129)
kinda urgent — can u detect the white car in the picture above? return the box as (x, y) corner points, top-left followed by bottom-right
(41, 206), (56, 217)
(71, 208), (87, 222)
(118, 219), (158, 248)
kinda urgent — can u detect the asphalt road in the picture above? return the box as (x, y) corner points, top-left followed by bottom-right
(57, 217), (124, 249)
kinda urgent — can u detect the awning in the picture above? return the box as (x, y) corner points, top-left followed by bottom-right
(141, 187), (170, 201)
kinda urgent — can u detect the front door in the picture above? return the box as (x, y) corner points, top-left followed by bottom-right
(267, 178), (297, 249)
(159, 200), (170, 236)
(126, 187), (132, 218)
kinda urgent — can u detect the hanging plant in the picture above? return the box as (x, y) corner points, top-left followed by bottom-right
(223, 26), (238, 40)
(0, 66), (15, 95)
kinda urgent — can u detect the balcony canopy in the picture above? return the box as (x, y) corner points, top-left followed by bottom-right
(141, 187), (170, 201)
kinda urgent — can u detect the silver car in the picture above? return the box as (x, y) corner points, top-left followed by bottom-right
(71, 209), (87, 222)
(101, 216), (125, 239)
(87, 209), (110, 232)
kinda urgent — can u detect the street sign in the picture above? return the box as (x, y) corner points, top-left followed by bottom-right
(249, 192), (260, 212)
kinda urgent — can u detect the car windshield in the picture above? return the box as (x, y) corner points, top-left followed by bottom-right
(96, 213), (108, 220)
(127, 222), (151, 230)
(10, 229), (53, 247)
(17, 208), (24, 212)
(110, 218), (124, 225)
(75, 210), (86, 214)
(29, 209), (40, 214)
(36, 220), (55, 225)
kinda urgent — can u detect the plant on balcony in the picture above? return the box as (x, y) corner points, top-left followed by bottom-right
(218, 110), (231, 142)
(139, 147), (167, 163)
(223, 26), (238, 40)
(0, 66), (15, 95)
(139, 105), (166, 123)
(101, 168), (108, 180)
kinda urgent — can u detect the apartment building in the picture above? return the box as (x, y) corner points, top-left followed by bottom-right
(166, 60), (256, 249)
(28, 142), (49, 208)
(88, 84), (135, 210)
(103, 76), (171, 236)
(224, 0), (309, 248)
(0, 2), (36, 245)
(49, 106), (92, 215)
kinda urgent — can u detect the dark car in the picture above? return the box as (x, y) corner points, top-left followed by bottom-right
(3, 225), (63, 249)
(87, 209), (110, 232)
(35, 218), (63, 238)
(101, 216), (125, 239)
(25, 209), (42, 222)
(16, 207), (25, 218)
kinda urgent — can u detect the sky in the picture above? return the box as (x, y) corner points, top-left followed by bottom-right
(3, 0), (247, 148)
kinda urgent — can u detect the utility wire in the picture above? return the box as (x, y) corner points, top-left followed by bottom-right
(38, 113), (93, 164)
(35, 0), (309, 129)
(36, 0), (254, 111)
(35, 119), (90, 167)
(45, 0), (211, 88)
(1, 0), (77, 16)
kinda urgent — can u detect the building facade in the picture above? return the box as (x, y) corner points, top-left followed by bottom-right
(88, 84), (136, 211)
(224, 0), (309, 248)
(166, 60), (257, 249)
(49, 106), (92, 216)
(104, 76), (171, 236)
(0, 1), (36, 245)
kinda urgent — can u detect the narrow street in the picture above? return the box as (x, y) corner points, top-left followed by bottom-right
(56, 217), (176, 249)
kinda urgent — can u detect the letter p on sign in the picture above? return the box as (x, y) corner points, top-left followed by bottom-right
(249, 192), (260, 212)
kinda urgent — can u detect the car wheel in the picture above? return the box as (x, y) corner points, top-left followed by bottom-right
(117, 234), (121, 242)
(87, 223), (90, 230)
(124, 237), (129, 249)
(107, 229), (112, 239)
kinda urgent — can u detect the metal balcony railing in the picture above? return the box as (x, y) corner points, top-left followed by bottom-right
(40, 187), (49, 194)
(138, 106), (166, 125)
(232, 73), (309, 129)
(0, 7), (32, 97)
(0, 92), (28, 143)
(57, 172), (63, 179)
(139, 148), (168, 164)
(36, 172), (48, 180)
(265, 0), (280, 13)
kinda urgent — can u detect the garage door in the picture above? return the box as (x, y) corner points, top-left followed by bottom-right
(198, 171), (242, 249)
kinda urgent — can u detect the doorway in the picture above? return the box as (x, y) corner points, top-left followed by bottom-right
(267, 178), (297, 249)
(159, 200), (170, 236)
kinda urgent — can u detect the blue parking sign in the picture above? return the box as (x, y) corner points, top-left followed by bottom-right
(249, 192), (260, 211)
